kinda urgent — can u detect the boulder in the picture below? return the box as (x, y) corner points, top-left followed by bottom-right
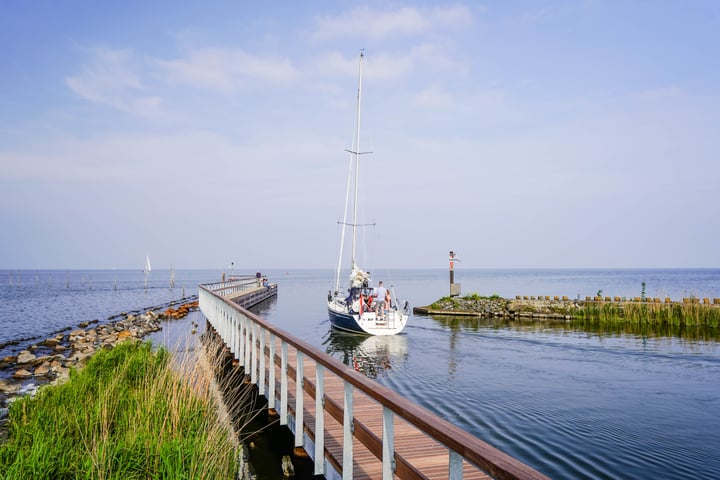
(34, 364), (51, 376)
(16, 352), (37, 364)
(1, 355), (17, 365)
(68, 329), (86, 341)
(41, 338), (60, 347)
(13, 368), (32, 379)
(78, 321), (89, 328)
(117, 330), (132, 342)
(70, 351), (92, 363)
(51, 367), (70, 384)
(0, 379), (21, 393)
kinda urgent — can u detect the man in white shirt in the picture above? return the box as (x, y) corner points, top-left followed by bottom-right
(374, 281), (387, 313)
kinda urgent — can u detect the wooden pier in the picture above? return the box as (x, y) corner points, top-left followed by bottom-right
(199, 279), (549, 480)
(204, 275), (278, 309)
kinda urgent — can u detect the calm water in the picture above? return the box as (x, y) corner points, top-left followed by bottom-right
(0, 269), (219, 360)
(2, 268), (720, 479)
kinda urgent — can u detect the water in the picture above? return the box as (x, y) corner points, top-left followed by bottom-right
(249, 268), (720, 480)
(0, 269), (221, 361)
(2, 268), (720, 479)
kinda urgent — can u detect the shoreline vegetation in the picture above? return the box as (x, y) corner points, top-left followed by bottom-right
(0, 340), (240, 479)
(0, 298), (200, 397)
(415, 293), (720, 329)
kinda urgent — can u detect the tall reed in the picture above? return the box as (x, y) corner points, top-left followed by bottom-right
(0, 340), (240, 479)
(574, 302), (720, 327)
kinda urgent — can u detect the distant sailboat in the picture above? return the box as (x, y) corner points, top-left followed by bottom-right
(144, 253), (152, 291)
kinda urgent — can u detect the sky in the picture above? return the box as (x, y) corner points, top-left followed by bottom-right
(1, 1), (718, 270)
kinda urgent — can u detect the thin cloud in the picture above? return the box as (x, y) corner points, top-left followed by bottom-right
(66, 46), (298, 117)
(154, 47), (298, 91)
(65, 48), (165, 118)
(312, 4), (474, 40)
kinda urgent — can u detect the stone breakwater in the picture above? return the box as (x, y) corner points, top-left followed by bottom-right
(414, 296), (579, 319)
(0, 299), (199, 400)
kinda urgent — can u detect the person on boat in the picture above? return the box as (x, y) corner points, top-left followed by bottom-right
(374, 281), (387, 312)
(262, 278), (270, 289)
(384, 290), (392, 312)
(358, 293), (366, 314)
(365, 294), (374, 311)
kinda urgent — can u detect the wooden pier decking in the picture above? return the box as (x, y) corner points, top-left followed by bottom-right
(200, 279), (549, 480)
(278, 347), (492, 479)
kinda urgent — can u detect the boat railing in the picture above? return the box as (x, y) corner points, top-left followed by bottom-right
(199, 283), (549, 480)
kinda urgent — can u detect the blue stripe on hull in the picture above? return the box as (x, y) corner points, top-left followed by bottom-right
(328, 309), (366, 334)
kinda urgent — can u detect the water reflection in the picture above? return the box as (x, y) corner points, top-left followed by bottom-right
(426, 313), (720, 341)
(322, 330), (409, 378)
(247, 295), (278, 316)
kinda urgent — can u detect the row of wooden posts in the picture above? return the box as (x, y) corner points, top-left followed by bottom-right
(516, 295), (720, 305)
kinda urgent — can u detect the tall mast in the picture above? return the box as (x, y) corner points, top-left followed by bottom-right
(351, 51), (364, 270)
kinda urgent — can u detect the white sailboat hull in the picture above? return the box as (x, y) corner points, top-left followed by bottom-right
(328, 298), (408, 335)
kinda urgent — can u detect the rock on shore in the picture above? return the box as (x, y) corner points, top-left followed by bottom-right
(0, 299), (199, 399)
(413, 296), (579, 319)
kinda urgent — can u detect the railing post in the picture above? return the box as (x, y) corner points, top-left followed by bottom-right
(269, 333), (276, 411)
(449, 450), (463, 480)
(315, 364), (325, 475)
(343, 381), (353, 480)
(259, 327), (266, 395)
(238, 316), (245, 367)
(281, 341), (288, 425)
(223, 310), (228, 346)
(228, 312), (235, 358)
(244, 316), (250, 369)
(295, 351), (304, 449)
(251, 322), (257, 385)
(383, 406), (395, 480)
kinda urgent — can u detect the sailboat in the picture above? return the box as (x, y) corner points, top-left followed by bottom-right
(326, 52), (410, 336)
(143, 253), (152, 290)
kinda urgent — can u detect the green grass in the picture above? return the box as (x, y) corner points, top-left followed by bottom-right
(573, 302), (720, 327)
(0, 341), (239, 480)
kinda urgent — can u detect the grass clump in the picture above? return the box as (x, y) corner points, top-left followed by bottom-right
(0, 340), (239, 479)
(461, 292), (502, 301)
(574, 302), (720, 327)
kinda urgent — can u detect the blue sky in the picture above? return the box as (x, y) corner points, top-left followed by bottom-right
(1, 1), (718, 270)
